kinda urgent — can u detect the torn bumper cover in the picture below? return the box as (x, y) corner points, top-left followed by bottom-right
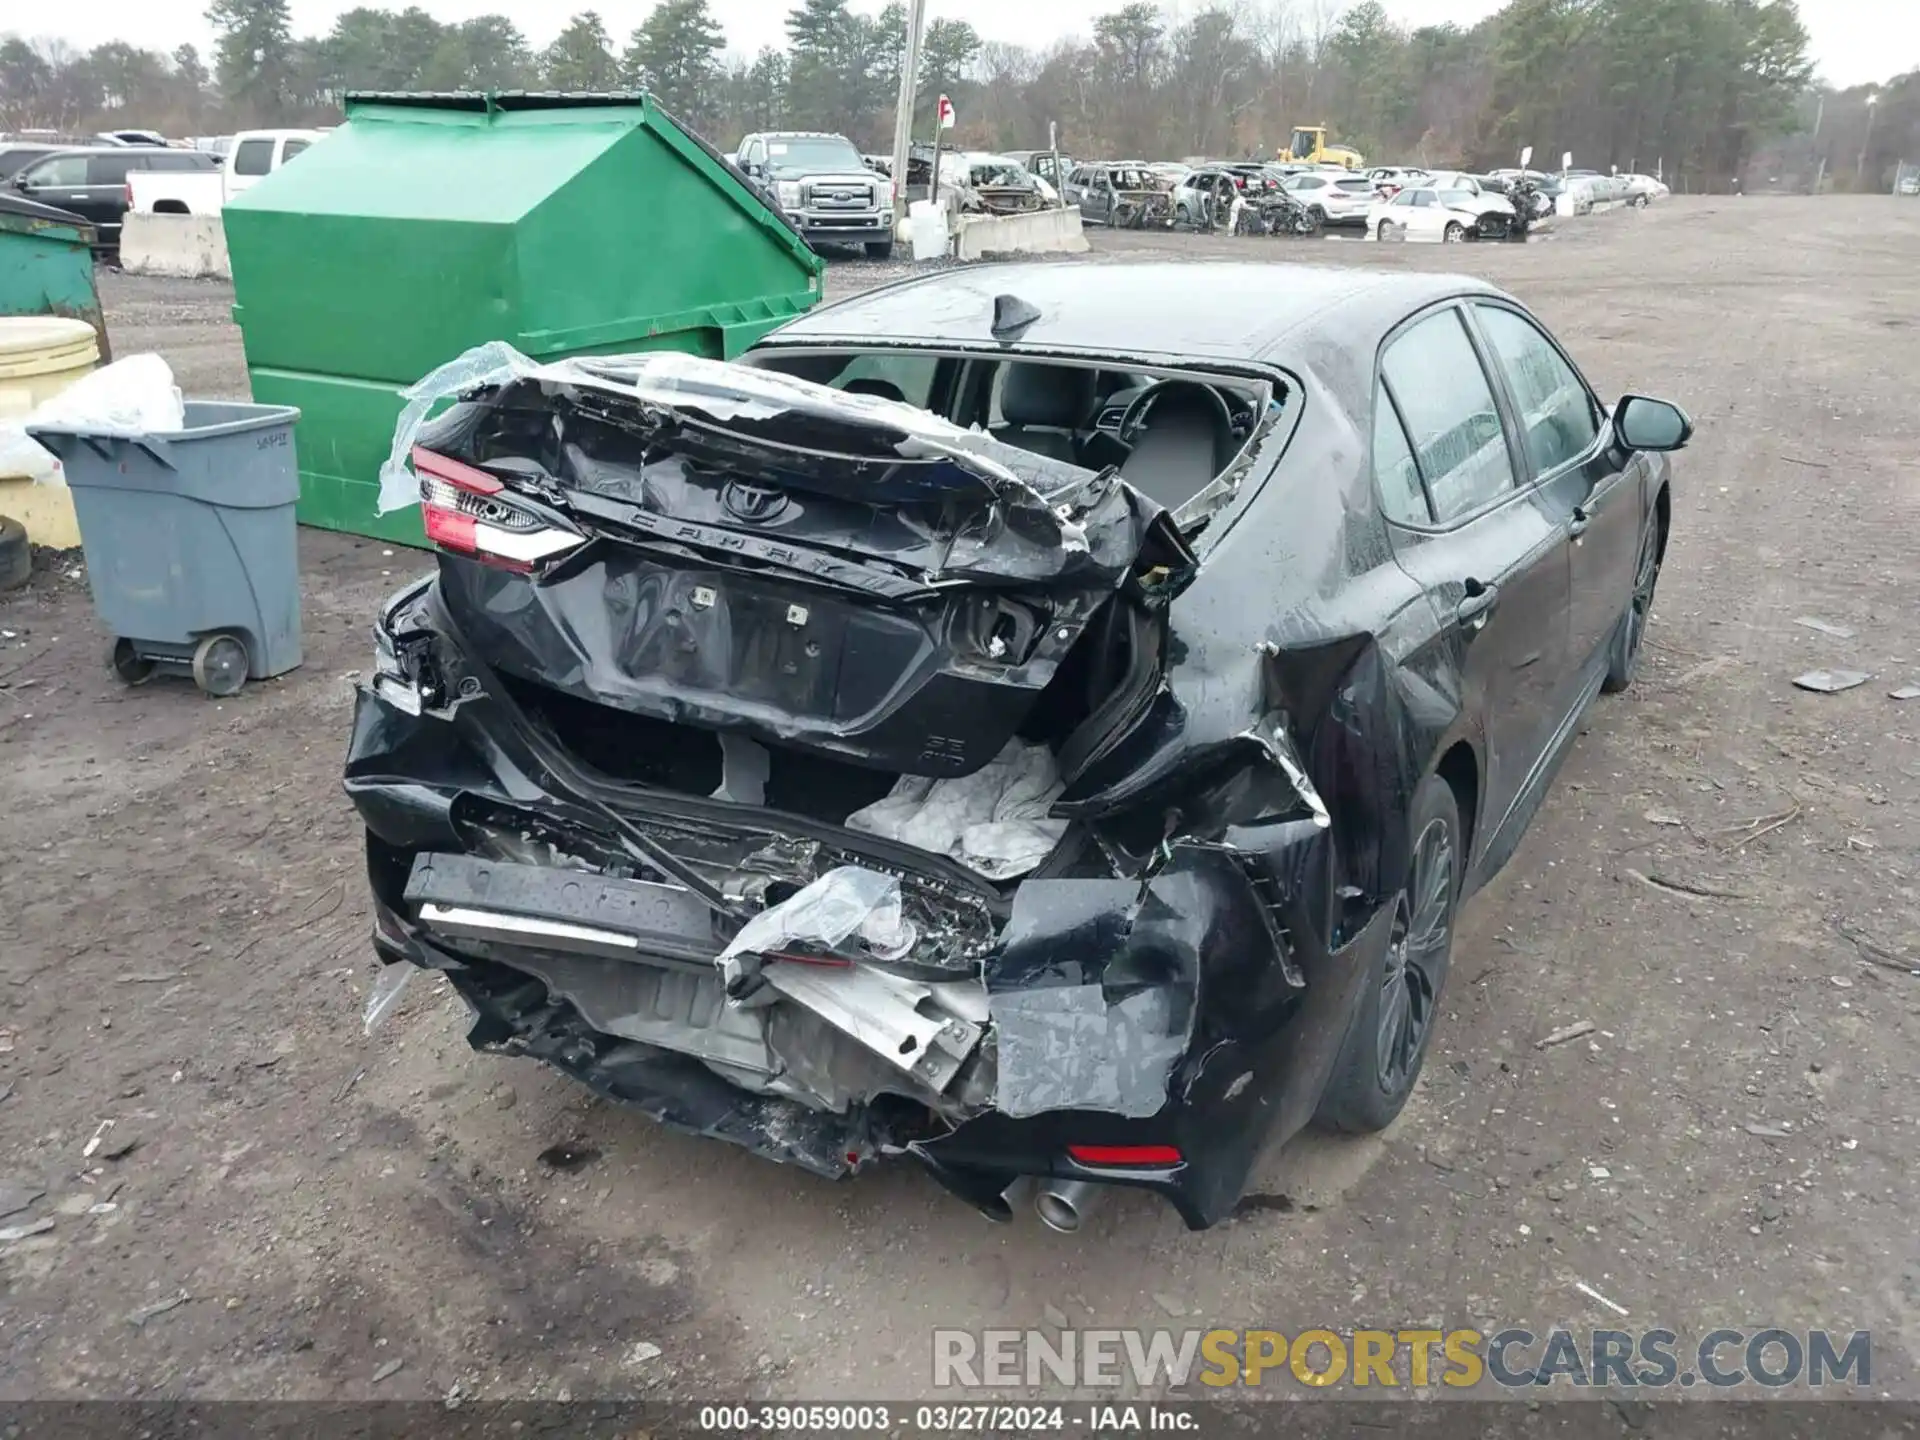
(344, 347), (1396, 1230)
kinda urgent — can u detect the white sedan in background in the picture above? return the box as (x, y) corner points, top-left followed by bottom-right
(1621, 173), (1670, 205)
(1368, 184), (1516, 242)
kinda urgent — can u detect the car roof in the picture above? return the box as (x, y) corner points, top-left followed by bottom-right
(20, 145), (207, 160)
(768, 261), (1502, 365)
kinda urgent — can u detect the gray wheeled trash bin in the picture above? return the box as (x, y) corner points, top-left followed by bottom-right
(28, 401), (303, 697)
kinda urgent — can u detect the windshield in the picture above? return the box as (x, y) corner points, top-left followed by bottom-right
(1111, 168), (1155, 189)
(1289, 129), (1316, 154)
(764, 137), (864, 175)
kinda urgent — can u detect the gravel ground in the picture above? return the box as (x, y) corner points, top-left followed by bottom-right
(2, 197), (1917, 1406)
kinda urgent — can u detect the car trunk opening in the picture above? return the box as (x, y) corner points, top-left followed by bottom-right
(413, 352), (1196, 886)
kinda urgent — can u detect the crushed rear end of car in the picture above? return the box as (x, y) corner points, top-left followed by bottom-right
(344, 350), (1379, 1230)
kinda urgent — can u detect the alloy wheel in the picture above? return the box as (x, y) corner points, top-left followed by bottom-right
(1624, 518), (1660, 666)
(1376, 816), (1454, 1092)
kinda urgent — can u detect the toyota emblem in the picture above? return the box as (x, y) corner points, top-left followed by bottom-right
(722, 481), (790, 523)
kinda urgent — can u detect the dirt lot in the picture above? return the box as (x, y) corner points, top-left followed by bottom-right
(2, 196), (1917, 1404)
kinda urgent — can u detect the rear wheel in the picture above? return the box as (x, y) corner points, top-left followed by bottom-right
(1443, 221), (1465, 242)
(1317, 773), (1461, 1133)
(1603, 508), (1662, 693)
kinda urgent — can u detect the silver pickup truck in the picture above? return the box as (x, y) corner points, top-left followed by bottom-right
(733, 131), (892, 260)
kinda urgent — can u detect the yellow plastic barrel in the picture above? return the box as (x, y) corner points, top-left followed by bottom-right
(0, 316), (101, 549)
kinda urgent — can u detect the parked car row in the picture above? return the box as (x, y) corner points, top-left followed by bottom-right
(1, 126), (326, 245)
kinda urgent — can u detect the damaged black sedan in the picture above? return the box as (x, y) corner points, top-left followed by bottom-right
(345, 262), (1691, 1231)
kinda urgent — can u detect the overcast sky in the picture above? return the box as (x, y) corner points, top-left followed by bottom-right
(15, 0), (1913, 89)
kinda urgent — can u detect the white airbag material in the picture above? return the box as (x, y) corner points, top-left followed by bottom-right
(846, 740), (1068, 880)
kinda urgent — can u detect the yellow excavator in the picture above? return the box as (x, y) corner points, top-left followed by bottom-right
(1277, 125), (1364, 171)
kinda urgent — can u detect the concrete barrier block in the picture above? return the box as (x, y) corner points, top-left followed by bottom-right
(952, 208), (1090, 262)
(120, 213), (231, 280)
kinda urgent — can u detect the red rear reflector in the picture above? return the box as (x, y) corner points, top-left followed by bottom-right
(412, 445), (503, 496)
(1067, 1144), (1182, 1166)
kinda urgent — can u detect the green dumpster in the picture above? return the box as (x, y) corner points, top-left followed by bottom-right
(223, 91), (825, 546)
(0, 194), (110, 363)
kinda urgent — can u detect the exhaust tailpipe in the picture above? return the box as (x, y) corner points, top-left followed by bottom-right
(1035, 1178), (1105, 1234)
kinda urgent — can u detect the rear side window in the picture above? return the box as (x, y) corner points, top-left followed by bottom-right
(87, 155), (134, 185)
(1381, 309), (1517, 523)
(1475, 306), (1600, 475)
(1372, 387), (1429, 525)
(232, 138), (274, 176)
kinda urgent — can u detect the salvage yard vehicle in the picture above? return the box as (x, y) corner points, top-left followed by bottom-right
(128, 127), (322, 216)
(1277, 124), (1364, 170)
(1370, 184), (1517, 241)
(734, 130), (892, 259)
(1063, 163), (1174, 227)
(1281, 170), (1377, 227)
(9, 145), (217, 248)
(345, 262), (1690, 1231)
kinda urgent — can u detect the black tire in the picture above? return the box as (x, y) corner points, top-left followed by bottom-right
(1443, 221), (1465, 242)
(864, 239), (894, 260)
(0, 515), (28, 591)
(1603, 506), (1663, 693)
(1377, 220), (1395, 242)
(1316, 772), (1462, 1133)
(1307, 205), (1327, 230)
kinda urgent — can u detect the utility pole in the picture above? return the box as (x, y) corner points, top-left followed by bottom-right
(1856, 91), (1879, 185)
(888, 0), (928, 228)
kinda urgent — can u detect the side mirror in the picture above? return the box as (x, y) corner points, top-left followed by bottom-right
(1613, 395), (1692, 452)
(9, 174), (29, 191)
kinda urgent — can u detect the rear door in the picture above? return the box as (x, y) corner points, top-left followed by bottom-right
(1470, 301), (1640, 677)
(1375, 303), (1574, 841)
(82, 153), (141, 233)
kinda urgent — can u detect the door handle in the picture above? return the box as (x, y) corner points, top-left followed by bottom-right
(1569, 505), (1591, 539)
(1456, 579), (1500, 630)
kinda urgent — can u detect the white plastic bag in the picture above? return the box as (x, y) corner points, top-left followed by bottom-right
(2, 353), (184, 487)
(29, 353), (184, 435)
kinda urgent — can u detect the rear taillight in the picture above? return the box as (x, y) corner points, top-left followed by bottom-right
(412, 445), (582, 572)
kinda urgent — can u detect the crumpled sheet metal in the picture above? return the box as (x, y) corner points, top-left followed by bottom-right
(715, 865), (917, 967)
(846, 739), (1068, 880)
(379, 341), (1091, 517)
